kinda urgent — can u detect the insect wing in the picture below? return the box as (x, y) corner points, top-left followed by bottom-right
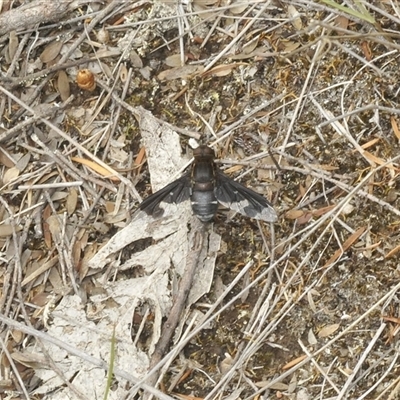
(139, 173), (191, 218)
(214, 170), (277, 222)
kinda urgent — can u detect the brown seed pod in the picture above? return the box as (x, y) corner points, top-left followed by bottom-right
(76, 69), (96, 91)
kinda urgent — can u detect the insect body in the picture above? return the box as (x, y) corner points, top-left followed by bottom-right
(139, 145), (277, 222)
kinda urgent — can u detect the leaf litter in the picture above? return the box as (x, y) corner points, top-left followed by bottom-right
(1, 1), (400, 399)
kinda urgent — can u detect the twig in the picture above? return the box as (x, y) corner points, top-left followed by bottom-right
(143, 218), (208, 398)
(0, 0), (78, 36)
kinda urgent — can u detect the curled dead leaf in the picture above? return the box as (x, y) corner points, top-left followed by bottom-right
(76, 69), (96, 91)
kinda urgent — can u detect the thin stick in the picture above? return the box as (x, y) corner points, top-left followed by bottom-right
(144, 219), (208, 397)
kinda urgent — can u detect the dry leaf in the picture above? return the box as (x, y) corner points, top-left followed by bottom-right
(192, 0), (219, 20)
(57, 70), (70, 101)
(296, 212), (313, 224)
(105, 201), (115, 213)
(335, 15), (349, 33)
(287, 4), (302, 30)
(282, 40), (301, 53)
(363, 150), (396, 169)
(386, 188), (397, 203)
(40, 40), (63, 63)
(158, 65), (203, 81)
(165, 54), (187, 67)
(3, 166), (19, 184)
(242, 37), (259, 55)
(391, 116), (400, 141)
(80, 243), (97, 280)
(383, 315), (400, 324)
(8, 30), (18, 60)
(46, 215), (61, 240)
(309, 163), (339, 171)
(134, 146), (146, 174)
(11, 351), (44, 368)
(255, 381), (289, 390)
(0, 224), (15, 237)
(16, 153), (31, 172)
(385, 243), (400, 259)
(72, 240), (81, 271)
(282, 355), (307, 370)
(224, 165), (243, 174)
(360, 137), (380, 149)
(201, 63), (247, 78)
(285, 209), (304, 219)
(130, 50), (143, 68)
(0, 150), (15, 168)
(360, 41), (372, 61)
(311, 205), (336, 217)
(192, 0), (217, 5)
(308, 328), (318, 345)
(42, 205), (53, 249)
(66, 188), (78, 215)
(11, 329), (23, 344)
(21, 256), (59, 286)
(318, 323), (340, 338)
(230, 0), (248, 14)
(71, 156), (119, 181)
(323, 226), (366, 268)
(95, 47), (121, 58)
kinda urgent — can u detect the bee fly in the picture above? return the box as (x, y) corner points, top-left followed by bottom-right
(139, 145), (277, 222)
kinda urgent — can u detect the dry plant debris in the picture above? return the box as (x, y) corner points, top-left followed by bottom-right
(1, 0), (400, 399)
